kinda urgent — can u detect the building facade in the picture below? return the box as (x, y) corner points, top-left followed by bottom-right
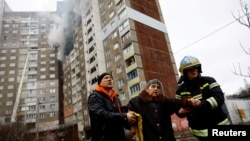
(1, 0), (189, 140)
(0, 9), (65, 140)
(62, 0), (188, 139)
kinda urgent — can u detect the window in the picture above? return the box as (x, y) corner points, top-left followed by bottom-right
(26, 114), (36, 120)
(50, 88), (56, 93)
(40, 75), (46, 79)
(41, 61), (46, 64)
(1, 50), (7, 53)
(123, 43), (133, 55)
(50, 67), (55, 71)
(50, 53), (55, 57)
(3, 24), (10, 28)
(40, 68), (46, 72)
(39, 97), (45, 102)
(119, 20), (129, 32)
(7, 93), (13, 97)
(127, 69), (138, 81)
(40, 90), (46, 95)
(112, 31), (117, 39)
(49, 74), (55, 78)
(10, 56), (16, 60)
(0, 71), (5, 75)
(106, 60), (111, 68)
(0, 64), (6, 68)
(8, 85), (14, 89)
(117, 79), (124, 89)
(109, 11), (115, 19)
(0, 56), (6, 60)
(108, 1), (113, 8)
(8, 77), (15, 82)
(118, 9), (127, 19)
(103, 39), (108, 46)
(50, 104), (56, 109)
(50, 96), (56, 101)
(9, 70), (15, 74)
(50, 60), (56, 64)
(121, 31), (131, 42)
(40, 113), (46, 119)
(28, 105), (36, 111)
(119, 93), (126, 100)
(10, 63), (16, 67)
(130, 83), (140, 95)
(116, 66), (122, 74)
(114, 54), (121, 62)
(105, 49), (110, 56)
(40, 82), (45, 87)
(6, 101), (13, 106)
(125, 56), (135, 67)
(50, 81), (55, 85)
(27, 82), (36, 87)
(39, 104), (46, 110)
(41, 54), (46, 58)
(113, 42), (119, 50)
(50, 112), (55, 117)
(5, 110), (12, 116)
(11, 49), (17, 53)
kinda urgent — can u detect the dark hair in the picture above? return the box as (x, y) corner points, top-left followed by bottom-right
(97, 72), (112, 84)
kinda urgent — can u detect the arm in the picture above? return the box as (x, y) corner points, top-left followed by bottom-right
(199, 77), (225, 111)
(88, 93), (127, 121)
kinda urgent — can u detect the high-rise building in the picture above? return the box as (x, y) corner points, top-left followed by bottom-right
(0, 9), (65, 140)
(0, 0), (188, 140)
(62, 0), (187, 139)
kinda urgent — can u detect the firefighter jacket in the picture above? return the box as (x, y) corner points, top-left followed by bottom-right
(126, 90), (176, 141)
(175, 76), (230, 137)
(88, 86), (128, 141)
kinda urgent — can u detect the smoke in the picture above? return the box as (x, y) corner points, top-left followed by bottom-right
(47, 14), (68, 61)
(46, 0), (90, 61)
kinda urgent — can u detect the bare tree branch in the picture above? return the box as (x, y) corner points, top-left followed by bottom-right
(231, 0), (250, 79)
(232, 0), (250, 29)
(240, 42), (250, 55)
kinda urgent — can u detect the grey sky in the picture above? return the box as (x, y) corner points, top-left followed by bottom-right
(159, 0), (250, 95)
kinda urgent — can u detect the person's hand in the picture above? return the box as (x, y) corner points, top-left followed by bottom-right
(126, 111), (137, 125)
(178, 107), (192, 115)
(188, 98), (201, 108)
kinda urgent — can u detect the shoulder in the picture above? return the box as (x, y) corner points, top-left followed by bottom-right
(129, 96), (140, 102)
(88, 91), (103, 100)
(200, 76), (217, 83)
(176, 83), (186, 93)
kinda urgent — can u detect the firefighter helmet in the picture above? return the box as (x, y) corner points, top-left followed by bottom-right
(179, 56), (202, 75)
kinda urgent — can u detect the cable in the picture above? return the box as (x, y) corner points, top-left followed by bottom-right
(174, 14), (247, 54)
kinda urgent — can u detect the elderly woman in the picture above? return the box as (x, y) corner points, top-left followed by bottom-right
(126, 79), (177, 141)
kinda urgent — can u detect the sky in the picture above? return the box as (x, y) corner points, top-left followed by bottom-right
(5, 0), (250, 95)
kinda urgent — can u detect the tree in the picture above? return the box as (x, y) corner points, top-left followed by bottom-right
(232, 0), (250, 78)
(0, 122), (30, 141)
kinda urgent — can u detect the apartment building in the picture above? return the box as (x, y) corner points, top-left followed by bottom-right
(62, 0), (188, 139)
(1, 0), (188, 140)
(0, 9), (65, 140)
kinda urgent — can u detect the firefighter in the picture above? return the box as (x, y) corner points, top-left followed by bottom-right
(175, 55), (231, 141)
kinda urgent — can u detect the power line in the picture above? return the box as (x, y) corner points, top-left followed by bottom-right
(173, 15), (246, 54)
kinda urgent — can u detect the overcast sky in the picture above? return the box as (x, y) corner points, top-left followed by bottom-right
(159, 0), (250, 95)
(5, 0), (250, 95)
